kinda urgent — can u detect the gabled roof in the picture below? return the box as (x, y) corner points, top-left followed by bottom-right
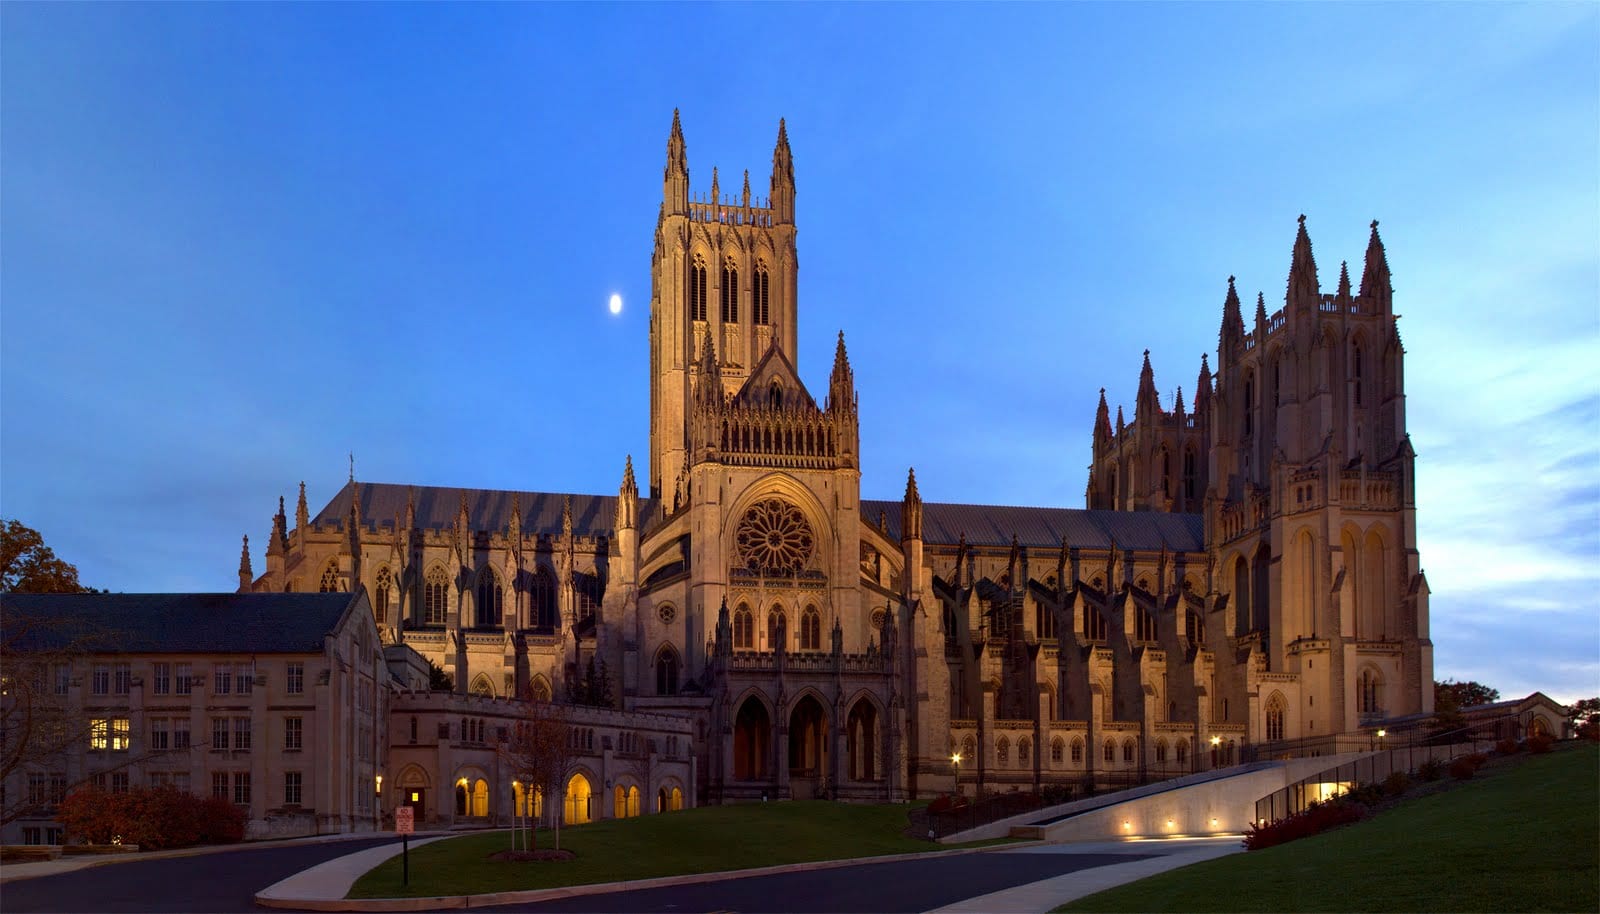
(1, 592), (363, 654)
(731, 339), (818, 410)
(862, 500), (1205, 552)
(312, 482), (656, 538)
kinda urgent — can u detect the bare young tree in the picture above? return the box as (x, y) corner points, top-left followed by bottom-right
(498, 697), (575, 851)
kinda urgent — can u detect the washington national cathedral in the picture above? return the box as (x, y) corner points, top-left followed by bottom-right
(243, 112), (1433, 802)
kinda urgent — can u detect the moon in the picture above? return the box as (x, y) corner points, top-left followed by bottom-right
(609, 293), (623, 315)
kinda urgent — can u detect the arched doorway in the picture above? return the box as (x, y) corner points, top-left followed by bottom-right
(564, 773), (592, 825)
(734, 696), (771, 781)
(846, 698), (878, 782)
(788, 694), (828, 798)
(613, 783), (640, 818)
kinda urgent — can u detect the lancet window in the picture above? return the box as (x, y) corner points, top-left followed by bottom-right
(754, 262), (771, 325)
(689, 256), (708, 321)
(424, 566), (449, 626)
(721, 264), (738, 322)
(800, 606), (821, 651)
(733, 604), (754, 650)
(476, 569), (503, 628)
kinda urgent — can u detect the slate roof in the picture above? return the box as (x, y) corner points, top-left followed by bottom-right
(861, 500), (1205, 552)
(1, 593), (359, 654)
(311, 483), (1202, 552)
(312, 482), (658, 538)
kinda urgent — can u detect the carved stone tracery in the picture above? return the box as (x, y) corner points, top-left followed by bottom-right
(735, 498), (814, 576)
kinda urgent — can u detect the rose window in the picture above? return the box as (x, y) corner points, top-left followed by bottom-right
(735, 498), (815, 576)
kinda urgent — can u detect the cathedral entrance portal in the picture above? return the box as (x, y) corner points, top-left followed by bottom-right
(788, 695), (827, 798)
(733, 697), (771, 781)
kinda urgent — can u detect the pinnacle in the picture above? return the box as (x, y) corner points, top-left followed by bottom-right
(905, 467), (920, 502)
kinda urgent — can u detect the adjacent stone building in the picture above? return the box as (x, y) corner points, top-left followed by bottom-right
(243, 112), (1435, 805)
(1, 592), (387, 844)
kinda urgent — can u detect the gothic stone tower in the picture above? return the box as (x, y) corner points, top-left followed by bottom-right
(1091, 217), (1432, 743)
(650, 110), (800, 504)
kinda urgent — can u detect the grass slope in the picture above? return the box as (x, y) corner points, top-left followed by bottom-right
(351, 800), (999, 898)
(1059, 742), (1599, 913)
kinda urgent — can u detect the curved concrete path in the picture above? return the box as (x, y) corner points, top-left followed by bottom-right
(255, 832), (1243, 913)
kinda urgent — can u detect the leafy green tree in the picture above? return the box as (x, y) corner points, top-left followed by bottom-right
(1, 519), (91, 593)
(427, 659), (454, 692)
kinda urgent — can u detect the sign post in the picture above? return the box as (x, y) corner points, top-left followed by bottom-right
(394, 806), (415, 886)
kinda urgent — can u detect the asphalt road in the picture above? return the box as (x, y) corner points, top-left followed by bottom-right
(481, 850), (1154, 914)
(0, 836), (403, 913)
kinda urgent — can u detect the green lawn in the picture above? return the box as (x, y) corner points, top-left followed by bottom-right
(1058, 742), (1599, 913)
(350, 800), (1006, 898)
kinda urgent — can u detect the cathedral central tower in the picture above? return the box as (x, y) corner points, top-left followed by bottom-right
(648, 111), (800, 500)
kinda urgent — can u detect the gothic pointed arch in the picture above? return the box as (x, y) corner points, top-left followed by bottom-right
(424, 564), (451, 626)
(372, 565), (393, 625)
(476, 565), (504, 628)
(1265, 690), (1288, 741)
(654, 642), (681, 696)
(529, 565), (557, 631)
(318, 560), (340, 593)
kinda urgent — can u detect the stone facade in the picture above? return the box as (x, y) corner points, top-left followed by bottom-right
(1, 593), (387, 845)
(244, 113), (1433, 805)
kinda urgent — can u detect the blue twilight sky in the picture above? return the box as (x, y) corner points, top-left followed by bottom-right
(2, 3), (1596, 703)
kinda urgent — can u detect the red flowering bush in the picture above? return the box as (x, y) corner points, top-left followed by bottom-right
(1245, 799), (1368, 851)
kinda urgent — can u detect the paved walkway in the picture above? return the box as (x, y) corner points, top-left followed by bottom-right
(926, 837), (1244, 913)
(254, 833), (1244, 912)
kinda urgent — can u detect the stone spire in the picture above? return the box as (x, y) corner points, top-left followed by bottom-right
(1359, 219), (1392, 310)
(561, 494), (574, 540)
(828, 331), (855, 412)
(615, 455), (639, 530)
(1093, 388), (1113, 453)
(1287, 214), (1320, 308)
(238, 535), (252, 591)
(902, 467), (923, 542)
(1115, 404), (1126, 436)
(1135, 349), (1160, 421)
(1255, 291), (1269, 331)
(770, 117), (795, 223)
(1174, 385), (1186, 417)
(710, 165), (720, 205)
(1194, 353), (1213, 419)
(742, 169), (751, 207)
(1335, 259), (1353, 303)
(697, 334), (722, 405)
(1219, 275), (1245, 361)
(268, 496), (288, 557)
(664, 108), (688, 214)
(295, 482), (309, 535)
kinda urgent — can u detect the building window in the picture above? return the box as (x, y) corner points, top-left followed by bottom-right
(284, 716), (303, 751)
(92, 664), (110, 696)
(1137, 606), (1157, 642)
(153, 663), (170, 696)
(996, 737), (1009, 765)
(113, 663), (131, 696)
(1359, 669), (1382, 715)
(286, 662), (304, 695)
(110, 772), (129, 794)
(766, 609), (785, 652)
(235, 663), (253, 694)
(1050, 738), (1065, 766)
(800, 606), (821, 651)
(1243, 375), (1254, 437)
(214, 665), (231, 695)
(233, 772), (251, 807)
(1103, 740), (1115, 763)
(175, 663), (193, 696)
(689, 257), (708, 321)
(476, 570), (503, 627)
(212, 718), (230, 750)
(1123, 739), (1136, 763)
(1155, 740), (1168, 763)
(373, 566), (392, 625)
(234, 717), (252, 752)
(733, 604), (754, 650)
(173, 718), (190, 750)
(319, 561), (340, 593)
(53, 663), (70, 695)
(1019, 738), (1031, 766)
(1085, 605), (1107, 642)
(150, 718), (170, 751)
(531, 569), (557, 630)
(1176, 739), (1188, 764)
(424, 567), (450, 626)
(28, 773), (47, 806)
(754, 262), (771, 325)
(721, 264), (738, 322)
(655, 646), (680, 696)
(1266, 696), (1286, 741)
(1071, 738), (1084, 764)
(212, 772), (229, 799)
(284, 771), (302, 806)
(1183, 449), (1198, 501)
(1353, 344), (1363, 406)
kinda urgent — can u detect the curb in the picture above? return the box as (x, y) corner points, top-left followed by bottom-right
(255, 838), (1041, 912)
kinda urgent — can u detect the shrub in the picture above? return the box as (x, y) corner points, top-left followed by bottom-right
(1496, 738), (1520, 755)
(1245, 800), (1367, 851)
(1449, 756), (1480, 780)
(1348, 783), (1385, 806)
(57, 786), (243, 850)
(1381, 770), (1411, 797)
(1578, 721), (1599, 742)
(1417, 757), (1445, 781)
(1527, 733), (1554, 754)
